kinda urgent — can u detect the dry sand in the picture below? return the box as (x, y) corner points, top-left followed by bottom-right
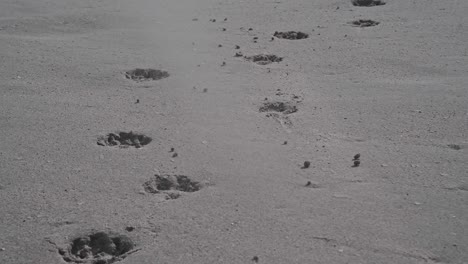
(1, 0), (467, 263)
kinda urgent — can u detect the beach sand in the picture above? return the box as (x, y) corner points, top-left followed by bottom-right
(0, 0), (467, 263)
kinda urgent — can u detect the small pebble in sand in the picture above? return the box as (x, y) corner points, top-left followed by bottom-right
(222, 28), (226, 31)
(353, 153), (360, 160)
(170, 147), (175, 152)
(252, 256), (259, 262)
(172, 153), (178, 158)
(135, 99), (140, 104)
(218, 44), (222, 47)
(283, 141), (287, 145)
(235, 45), (240, 49)
(221, 61), (226, 66)
(248, 28), (253, 31)
(353, 160), (360, 167)
(305, 181), (312, 187)
(125, 226), (135, 232)
(303, 161), (311, 169)
(224, 18), (227, 21)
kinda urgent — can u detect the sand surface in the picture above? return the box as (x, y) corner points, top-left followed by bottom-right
(1, 0), (467, 263)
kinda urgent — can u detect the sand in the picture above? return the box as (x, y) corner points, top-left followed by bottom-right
(0, 0), (467, 263)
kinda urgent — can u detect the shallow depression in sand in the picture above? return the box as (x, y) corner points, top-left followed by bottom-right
(125, 68), (169, 81)
(350, 19), (380, 27)
(259, 101), (298, 114)
(97, 132), (152, 148)
(273, 31), (309, 40)
(447, 144), (463, 150)
(351, 0), (386, 6)
(60, 231), (135, 264)
(143, 174), (202, 199)
(245, 54), (283, 65)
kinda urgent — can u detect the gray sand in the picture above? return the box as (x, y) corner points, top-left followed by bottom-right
(1, 0), (467, 263)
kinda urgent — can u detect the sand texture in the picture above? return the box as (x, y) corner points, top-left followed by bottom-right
(0, 0), (467, 263)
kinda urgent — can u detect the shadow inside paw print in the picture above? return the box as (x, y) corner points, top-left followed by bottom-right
(125, 68), (169, 81)
(143, 174), (202, 199)
(97, 132), (152, 149)
(60, 232), (136, 264)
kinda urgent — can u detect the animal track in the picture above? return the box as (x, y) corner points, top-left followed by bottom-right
(245, 54), (283, 65)
(125, 68), (169, 81)
(447, 144), (463, 150)
(143, 174), (202, 199)
(266, 113), (293, 129)
(260, 101), (297, 130)
(351, 0), (386, 6)
(273, 31), (309, 40)
(350, 19), (380, 27)
(259, 101), (298, 114)
(60, 231), (136, 264)
(97, 132), (152, 148)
